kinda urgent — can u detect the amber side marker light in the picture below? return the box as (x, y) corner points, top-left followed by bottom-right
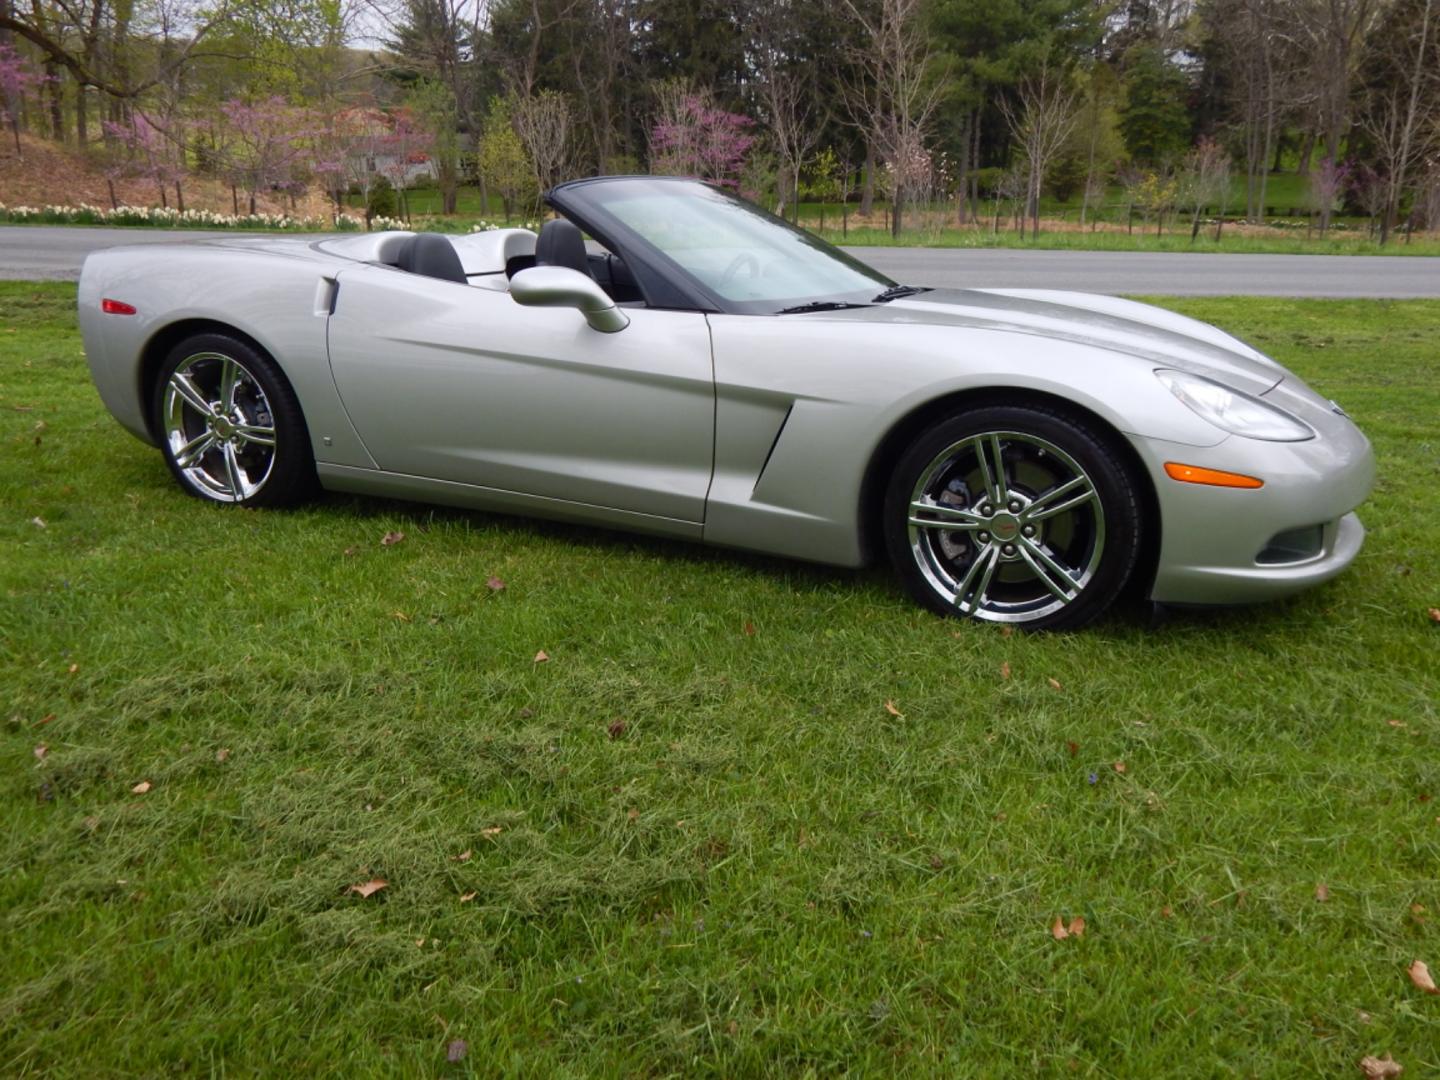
(1164, 462), (1264, 489)
(100, 298), (136, 315)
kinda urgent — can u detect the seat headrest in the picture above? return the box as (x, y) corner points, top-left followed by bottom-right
(535, 219), (589, 276)
(395, 233), (467, 284)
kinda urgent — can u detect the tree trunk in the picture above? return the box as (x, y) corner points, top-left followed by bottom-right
(45, 61), (64, 141)
(107, 177), (117, 209)
(232, 185), (239, 215)
(75, 87), (87, 147)
(175, 180), (183, 212)
(860, 145), (875, 216)
(1296, 131), (1315, 175)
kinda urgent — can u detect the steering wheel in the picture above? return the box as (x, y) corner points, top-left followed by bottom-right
(720, 252), (761, 286)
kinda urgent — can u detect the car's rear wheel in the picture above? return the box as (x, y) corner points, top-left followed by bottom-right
(154, 333), (315, 507)
(883, 404), (1143, 630)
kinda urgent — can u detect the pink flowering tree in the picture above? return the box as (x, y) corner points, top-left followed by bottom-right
(378, 107), (433, 222)
(649, 85), (754, 188)
(102, 112), (183, 208)
(0, 43), (41, 157)
(221, 97), (316, 215)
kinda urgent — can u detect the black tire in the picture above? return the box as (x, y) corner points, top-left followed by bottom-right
(152, 332), (316, 508)
(882, 404), (1144, 631)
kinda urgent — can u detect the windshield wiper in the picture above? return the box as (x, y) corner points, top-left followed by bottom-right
(872, 285), (931, 302)
(775, 300), (870, 315)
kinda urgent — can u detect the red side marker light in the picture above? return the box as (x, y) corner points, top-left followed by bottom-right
(101, 298), (137, 315)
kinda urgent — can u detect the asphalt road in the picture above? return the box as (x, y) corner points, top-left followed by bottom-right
(2, 224), (1439, 297)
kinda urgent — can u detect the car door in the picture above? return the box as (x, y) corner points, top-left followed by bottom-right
(325, 263), (715, 524)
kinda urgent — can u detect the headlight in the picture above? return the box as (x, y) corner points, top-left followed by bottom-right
(1155, 369), (1313, 442)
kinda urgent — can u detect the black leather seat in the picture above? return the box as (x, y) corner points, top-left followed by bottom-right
(395, 233), (467, 284)
(535, 219), (590, 276)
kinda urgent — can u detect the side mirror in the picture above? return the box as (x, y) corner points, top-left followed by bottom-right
(509, 266), (630, 333)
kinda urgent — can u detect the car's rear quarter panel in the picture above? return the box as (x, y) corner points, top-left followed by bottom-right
(78, 241), (374, 469)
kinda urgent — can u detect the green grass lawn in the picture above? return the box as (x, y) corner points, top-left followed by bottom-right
(2, 283), (1439, 1075)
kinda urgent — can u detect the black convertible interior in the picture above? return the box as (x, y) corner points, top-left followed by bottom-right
(388, 221), (645, 305)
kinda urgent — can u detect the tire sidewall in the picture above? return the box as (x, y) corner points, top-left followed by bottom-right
(883, 404), (1143, 630)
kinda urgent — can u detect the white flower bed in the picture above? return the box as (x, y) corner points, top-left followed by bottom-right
(0, 203), (371, 231)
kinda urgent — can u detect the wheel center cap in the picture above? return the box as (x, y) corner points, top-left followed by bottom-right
(990, 514), (1020, 542)
(212, 415), (235, 439)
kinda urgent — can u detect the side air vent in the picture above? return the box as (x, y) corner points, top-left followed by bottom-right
(1256, 523), (1325, 565)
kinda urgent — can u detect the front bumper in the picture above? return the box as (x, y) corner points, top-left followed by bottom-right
(1130, 406), (1375, 605)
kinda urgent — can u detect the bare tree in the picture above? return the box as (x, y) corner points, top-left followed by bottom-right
(1360, 0), (1439, 242)
(999, 62), (1080, 239)
(839, 0), (944, 236)
(1176, 135), (1232, 240)
(1304, 155), (1349, 235)
(751, 0), (820, 220)
(1289, 0), (1383, 166)
(512, 88), (574, 197)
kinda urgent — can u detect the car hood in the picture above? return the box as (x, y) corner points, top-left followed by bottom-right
(829, 287), (1287, 395)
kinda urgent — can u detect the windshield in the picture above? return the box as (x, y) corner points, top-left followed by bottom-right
(550, 177), (893, 314)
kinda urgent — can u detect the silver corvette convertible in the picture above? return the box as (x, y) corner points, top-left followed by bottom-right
(78, 176), (1374, 629)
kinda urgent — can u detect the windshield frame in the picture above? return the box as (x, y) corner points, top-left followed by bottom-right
(546, 176), (895, 316)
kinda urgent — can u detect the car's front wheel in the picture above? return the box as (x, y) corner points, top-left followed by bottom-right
(883, 404), (1144, 630)
(153, 333), (315, 507)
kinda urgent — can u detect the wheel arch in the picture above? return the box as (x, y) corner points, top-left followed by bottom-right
(857, 386), (1162, 600)
(137, 319), (280, 442)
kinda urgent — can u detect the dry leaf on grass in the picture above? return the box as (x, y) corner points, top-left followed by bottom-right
(1047, 677), (1063, 690)
(130, 780), (151, 794)
(30, 517), (45, 528)
(67, 663), (78, 674)
(1067, 915), (1086, 937)
(1427, 608), (1440, 624)
(380, 530), (405, 546)
(480, 826), (503, 838)
(1160, 905), (1174, 918)
(1407, 959), (1438, 994)
(33, 744), (47, 761)
(1066, 741), (1079, 757)
(392, 611), (412, 623)
(36, 713), (55, 726)
(447, 1039), (468, 1063)
(1113, 761), (1127, 774)
(1000, 661), (1012, 680)
(607, 719), (627, 739)
(1359, 1054), (1403, 1079)
(627, 807), (640, 822)
(1315, 883), (1330, 902)
(884, 700), (904, 718)
(348, 878), (388, 898)
(485, 575), (506, 592)
(451, 849), (472, 863)
(743, 620), (756, 636)
(215, 748), (231, 763)
(459, 892), (476, 903)
(533, 650), (549, 663)
(1051, 916), (1069, 941)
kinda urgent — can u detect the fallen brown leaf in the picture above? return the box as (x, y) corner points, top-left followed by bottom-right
(533, 649), (549, 663)
(1050, 916), (1069, 941)
(451, 849), (472, 863)
(627, 807), (640, 822)
(1047, 677), (1063, 691)
(1067, 915), (1086, 937)
(447, 1039), (468, 1063)
(130, 780), (151, 794)
(459, 891), (476, 903)
(215, 748), (231, 764)
(1065, 740), (1079, 757)
(743, 620), (756, 636)
(392, 610), (412, 623)
(1359, 1053), (1403, 1079)
(1388, 719), (1407, 729)
(1113, 761), (1127, 774)
(1407, 959), (1438, 994)
(380, 530), (405, 546)
(348, 878), (388, 898)
(480, 826), (503, 838)
(1315, 883), (1330, 902)
(485, 575), (506, 592)
(1160, 905), (1174, 918)
(36, 713), (55, 726)
(884, 700), (904, 718)
(607, 719), (627, 739)
(1428, 608), (1440, 624)
(67, 663), (78, 675)
(30, 516), (45, 528)
(33, 744), (48, 761)
(1000, 661), (1012, 680)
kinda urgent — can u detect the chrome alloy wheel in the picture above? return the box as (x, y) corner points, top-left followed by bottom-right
(906, 431), (1106, 623)
(162, 352), (277, 502)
